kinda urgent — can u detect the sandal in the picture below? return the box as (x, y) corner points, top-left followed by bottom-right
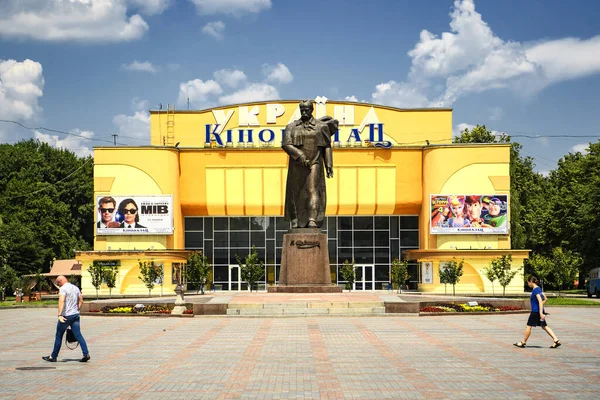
(513, 342), (526, 348)
(550, 340), (561, 348)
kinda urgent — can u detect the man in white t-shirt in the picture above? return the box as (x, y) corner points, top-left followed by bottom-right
(43, 275), (90, 362)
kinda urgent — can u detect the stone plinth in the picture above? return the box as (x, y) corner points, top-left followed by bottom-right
(269, 228), (342, 293)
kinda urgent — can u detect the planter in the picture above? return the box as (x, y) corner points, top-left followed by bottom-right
(15, 295), (22, 303)
(22, 295), (30, 303)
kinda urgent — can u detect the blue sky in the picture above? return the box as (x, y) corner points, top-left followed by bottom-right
(1, 0), (599, 174)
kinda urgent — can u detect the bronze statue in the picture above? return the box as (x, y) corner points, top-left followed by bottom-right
(282, 100), (337, 228)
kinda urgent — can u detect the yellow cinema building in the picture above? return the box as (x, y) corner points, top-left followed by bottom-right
(77, 99), (528, 296)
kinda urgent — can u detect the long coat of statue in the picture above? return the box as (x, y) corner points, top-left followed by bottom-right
(282, 115), (336, 228)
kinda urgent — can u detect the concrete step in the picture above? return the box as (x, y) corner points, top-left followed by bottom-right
(226, 302), (386, 316)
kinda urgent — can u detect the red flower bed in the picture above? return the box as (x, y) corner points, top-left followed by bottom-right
(497, 305), (524, 311)
(183, 309), (193, 315)
(420, 306), (446, 313)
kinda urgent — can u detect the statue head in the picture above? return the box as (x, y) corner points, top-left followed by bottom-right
(299, 100), (313, 122)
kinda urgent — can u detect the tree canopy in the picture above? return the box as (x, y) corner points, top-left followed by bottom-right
(0, 140), (94, 276)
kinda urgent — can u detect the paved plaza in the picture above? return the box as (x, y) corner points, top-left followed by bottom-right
(1, 305), (599, 399)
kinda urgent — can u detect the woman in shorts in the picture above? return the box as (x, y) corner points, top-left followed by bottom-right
(513, 275), (561, 348)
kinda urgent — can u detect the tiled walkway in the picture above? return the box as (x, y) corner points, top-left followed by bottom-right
(1, 306), (599, 399)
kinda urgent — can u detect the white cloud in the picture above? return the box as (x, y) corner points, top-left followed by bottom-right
(371, 0), (600, 108)
(0, 0), (149, 42)
(178, 63), (289, 108)
(218, 83), (279, 105)
(213, 68), (247, 88)
(408, 0), (502, 78)
(190, 0), (271, 16)
(127, 0), (172, 16)
(112, 98), (151, 144)
(371, 81), (429, 108)
(263, 63), (293, 84)
(202, 21), (225, 40)
(178, 79), (222, 109)
(0, 59), (44, 121)
(525, 36), (600, 89)
(34, 129), (94, 157)
(572, 143), (589, 154)
(453, 123), (475, 137)
(121, 61), (158, 73)
(344, 95), (358, 102)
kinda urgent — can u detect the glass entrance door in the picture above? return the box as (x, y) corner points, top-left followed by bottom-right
(354, 265), (374, 290)
(229, 265), (241, 291)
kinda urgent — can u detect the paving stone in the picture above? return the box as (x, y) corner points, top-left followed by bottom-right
(1, 304), (599, 399)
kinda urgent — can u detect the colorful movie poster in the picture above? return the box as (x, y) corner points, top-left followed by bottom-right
(95, 195), (174, 235)
(430, 194), (509, 234)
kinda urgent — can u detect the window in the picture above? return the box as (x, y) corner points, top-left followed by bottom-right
(183, 215), (420, 291)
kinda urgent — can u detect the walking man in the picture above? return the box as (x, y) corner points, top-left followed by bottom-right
(43, 275), (90, 362)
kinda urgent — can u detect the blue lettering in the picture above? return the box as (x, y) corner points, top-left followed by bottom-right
(238, 129), (253, 143)
(332, 129), (339, 142)
(347, 128), (361, 143)
(369, 123), (384, 142)
(258, 129), (275, 143)
(205, 124), (223, 146)
(226, 129), (233, 143)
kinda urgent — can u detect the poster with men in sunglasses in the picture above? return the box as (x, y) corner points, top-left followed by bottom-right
(96, 195), (174, 235)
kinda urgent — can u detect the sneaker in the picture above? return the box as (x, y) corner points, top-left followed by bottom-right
(42, 356), (57, 362)
(79, 354), (90, 362)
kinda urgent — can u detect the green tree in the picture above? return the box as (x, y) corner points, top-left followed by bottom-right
(138, 260), (160, 297)
(0, 265), (19, 301)
(545, 141), (600, 282)
(528, 253), (550, 289)
(453, 124), (510, 144)
(0, 140), (94, 275)
(490, 254), (521, 297)
(88, 262), (105, 299)
(185, 251), (211, 294)
(339, 259), (357, 290)
(390, 258), (408, 293)
(481, 264), (497, 296)
(439, 259), (464, 296)
(529, 248), (582, 297)
(104, 267), (118, 298)
(236, 246), (265, 293)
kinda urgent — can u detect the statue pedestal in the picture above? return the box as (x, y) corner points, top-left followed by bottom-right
(171, 284), (186, 315)
(268, 228), (342, 293)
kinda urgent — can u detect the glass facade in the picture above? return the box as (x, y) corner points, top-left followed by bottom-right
(184, 216), (419, 291)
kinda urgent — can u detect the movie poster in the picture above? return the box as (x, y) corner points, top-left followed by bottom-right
(430, 194), (509, 234)
(95, 195), (174, 235)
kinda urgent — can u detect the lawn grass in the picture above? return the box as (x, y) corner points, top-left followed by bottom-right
(0, 299), (58, 307)
(545, 297), (600, 306)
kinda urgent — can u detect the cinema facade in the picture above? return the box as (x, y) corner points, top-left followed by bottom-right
(77, 98), (528, 296)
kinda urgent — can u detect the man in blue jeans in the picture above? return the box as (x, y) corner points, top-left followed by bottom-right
(43, 275), (90, 362)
